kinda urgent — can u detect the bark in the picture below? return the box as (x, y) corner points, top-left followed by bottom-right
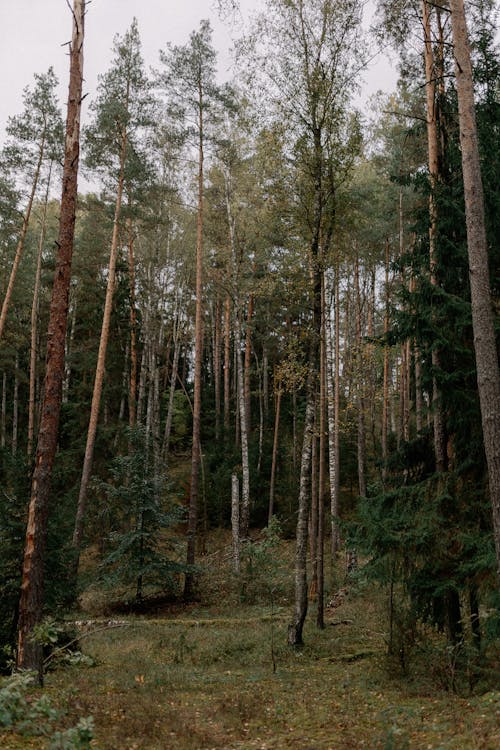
(325, 267), (340, 561)
(268, 375), (282, 523)
(1, 372), (6, 448)
(223, 294), (231, 435)
(128, 216), (138, 428)
(382, 240), (390, 476)
(449, 0), (500, 585)
(244, 293), (254, 434)
(0, 134), (46, 341)
(423, 0), (447, 472)
(214, 294), (221, 441)
(162, 309), (182, 462)
(231, 473), (240, 574)
(17, 0), (85, 679)
(12, 352), (19, 456)
(28, 169), (52, 457)
(254, 352), (264, 474)
(317, 296), (326, 629)
(354, 254), (366, 498)
(184, 79), (204, 599)
(73, 123), (127, 554)
(288, 362), (316, 646)
(225, 168), (250, 541)
(62, 290), (76, 404)
(309, 424), (318, 597)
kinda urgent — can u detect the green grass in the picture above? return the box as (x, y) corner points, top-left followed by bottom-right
(1, 537), (499, 749)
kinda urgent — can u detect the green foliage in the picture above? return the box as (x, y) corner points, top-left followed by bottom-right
(96, 427), (187, 601)
(238, 517), (289, 604)
(0, 672), (94, 748)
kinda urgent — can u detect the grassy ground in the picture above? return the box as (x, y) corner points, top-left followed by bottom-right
(1, 534), (499, 749)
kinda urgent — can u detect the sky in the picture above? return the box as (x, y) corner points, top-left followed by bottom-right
(0, 0), (398, 143)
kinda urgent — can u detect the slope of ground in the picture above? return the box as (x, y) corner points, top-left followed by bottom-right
(1, 534), (498, 749)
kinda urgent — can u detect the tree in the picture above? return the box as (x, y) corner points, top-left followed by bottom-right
(158, 20), (226, 598)
(245, 0), (364, 644)
(0, 68), (63, 340)
(73, 19), (154, 558)
(17, 0), (86, 681)
(449, 0), (500, 587)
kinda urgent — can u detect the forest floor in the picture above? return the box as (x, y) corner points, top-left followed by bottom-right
(1, 532), (499, 749)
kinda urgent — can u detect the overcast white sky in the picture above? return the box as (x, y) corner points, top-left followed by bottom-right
(0, 0), (397, 142)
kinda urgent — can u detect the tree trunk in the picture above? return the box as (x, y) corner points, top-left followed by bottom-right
(214, 294), (221, 441)
(28, 169), (52, 457)
(128, 216), (138, 428)
(317, 292), (326, 629)
(184, 82), (205, 599)
(73, 124), (127, 555)
(12, 352), (19, 456)
(16, 0), (85, 679)
(223, 293), (231, 436)
(1, 372), (6, 449)
(326, 265), (340, 562)
(382, 239), (390, 477)
(423, 0), (447, 472)
(288, 361), (316, 646)
(268, 375), (282, 523)
(224, 168), (250, 541)
(162, 310), (182, 462)
(354, 253), (366, 498)
(231, 473), (240, 574)
(0, 135), (46, 341)
(244, 293), (254, 434)
(449, 0), (500, 585)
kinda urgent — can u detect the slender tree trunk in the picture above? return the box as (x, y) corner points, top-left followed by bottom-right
(382, 239), (390, 477)
(136, 345), (147, 425)
(17, 0), (85, 679)
(224, 169), (250, 540)
(214, 294), (221, 441)
(28, 169), (52, 457)
(231, 473), (240, 574)
(184, 84), (205, 599)
(317, 292), (326, 629)
(288, 361), (316, 646)
(244, 293), (254, 434)
(255, 352), (264, 474)
(0, 135), (46, 341)
(12, 352), (19, 456)
(268, 374), (282, 523)
(223, 294), (231, 435)
(354, 254), (367, 497)
(263, 346), (269, 422)
(1, 372), (6, 449)
(309, 423), (318, 598)
(73, 124), (127, 554)
(326, 266), (340, 562)
(423, 0), (447, 472)
(162, 312), (182, 462)
(449, 0), (500, 584)
(128, 216), (138, 428)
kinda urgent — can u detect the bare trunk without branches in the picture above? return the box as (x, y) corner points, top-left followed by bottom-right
(449, 0), (500, 584)
(28, 170), (52, 457)
(73, 125), (127, 554)
(17, 0), (85, 679)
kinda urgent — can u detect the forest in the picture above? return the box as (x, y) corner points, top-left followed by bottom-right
(0, 0), (499, 748)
